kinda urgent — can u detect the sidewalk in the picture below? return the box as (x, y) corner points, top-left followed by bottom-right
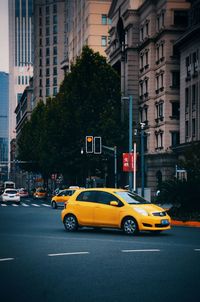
(171, 219), (200, 228)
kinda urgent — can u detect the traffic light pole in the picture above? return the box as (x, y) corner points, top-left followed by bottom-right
(129, 96), (133, 191)
(102, 145), (117, 188)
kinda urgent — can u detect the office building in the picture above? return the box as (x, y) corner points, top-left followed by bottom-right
(0, 72), (9, 181)
(8, 0), (33, 142)
(33, 0), (67, 103)
(68, 0), (112, 65)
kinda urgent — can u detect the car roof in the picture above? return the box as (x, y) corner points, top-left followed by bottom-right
(74, 188), (127, 193)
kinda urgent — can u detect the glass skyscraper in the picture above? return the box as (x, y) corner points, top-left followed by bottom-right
(0, 72), (9, 181)
(8, 0), (33, 142)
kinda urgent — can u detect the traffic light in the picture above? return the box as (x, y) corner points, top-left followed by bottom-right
(86, 136), (93, 153)
(94, 137), (102, 154)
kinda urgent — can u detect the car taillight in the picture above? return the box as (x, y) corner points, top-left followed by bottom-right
(16, 193), (20, 196)
(4, 193), (8, 196)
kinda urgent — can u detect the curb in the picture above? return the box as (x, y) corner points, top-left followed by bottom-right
(171, 219), (200, 228)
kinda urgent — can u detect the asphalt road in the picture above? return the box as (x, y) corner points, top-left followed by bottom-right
(0, 198), (200, 302)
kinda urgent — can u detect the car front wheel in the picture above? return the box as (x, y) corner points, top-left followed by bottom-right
(122, 217), (138, 235)
(63, 214), (78, 232)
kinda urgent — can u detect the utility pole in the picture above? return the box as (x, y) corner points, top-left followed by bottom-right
(140, 123), (145, 197)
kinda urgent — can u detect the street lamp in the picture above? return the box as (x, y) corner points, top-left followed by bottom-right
(140, 122), (145, 197)
(122, 95), (133, 191)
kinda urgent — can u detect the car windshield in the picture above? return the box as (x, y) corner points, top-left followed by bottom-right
(115, 191), (150, 204)
(6, 190), (17, 194)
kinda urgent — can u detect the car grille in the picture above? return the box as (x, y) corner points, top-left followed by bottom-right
(152, 211), (166, 217)
(155, 223), (170, 228)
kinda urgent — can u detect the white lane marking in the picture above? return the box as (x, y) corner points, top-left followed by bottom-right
(21, 203), (29, 207)
(42, 204), (51, 207)
(194, 249), (200, 251)
(1, 204), (7, 207)
(31, 204), (40, 207)
(48, 252), (90, 257)
(12, 204), (19, 207)
(0, 258), (14, 262)
(122, 249), (160, 253)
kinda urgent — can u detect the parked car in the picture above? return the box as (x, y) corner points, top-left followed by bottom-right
(18, 188), (29, 198)
(61, 188), (171, 235)
(34, 188), (47, 199)
(51, 188), (77, 209)
(1, 189), (20, 203)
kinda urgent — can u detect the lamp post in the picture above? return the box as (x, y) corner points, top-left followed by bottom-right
(140, 122), (145, 197)
(122, 96), (133, 191)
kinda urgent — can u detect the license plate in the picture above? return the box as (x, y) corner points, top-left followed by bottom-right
(161, 219), (169, 225)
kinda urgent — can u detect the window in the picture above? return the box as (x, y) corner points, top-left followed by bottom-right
(53, 67), (57, 75)
(46, 48), (50, 56)
(46, 87), (50, 97)
(39, 69), (42, 77)
(53, 46), (57, 55)
(46, 78), (50, 86)
(101, 36), (107, 47)
(97, 192), (120, 205)
(155, 131), (163, 149)
(39, 79), (42, 87)
(174, 10), (188, 26)
(192, 119), (196, 136)
(171, 102), (179, 118)
(46, 16), (50, 25)
(53, 36), (57, 44)
(53, 15), (57, 24)
(193, 51), (198, 74)
(192, 84), (196, 106)
(186, 56), (191, 78)
(53, 4), (57, 14)
(185, 121), (189, 137)
(76, 191), (97, 203)
(185, 87), (189, 110)
(46, 57), (50, 65)
(46, 68), (50, 76)
(46, 27), (50, 36)
(39, 89), (42, 97)
(39, 28), (42, 36)
(53, 25), (57, 34)
(53, 56), (57, 65)
(102, 14), (107, 25)
(156, 102), (164, 121)
(39, 59), (42, 66)
(39, 48), (42, 57)
(172, 71), (180, 87)
(53, 87), (57, 96)
(18, 76), (21, 85)
(53, 77), (57, 86)
(171, 132), (180, 146)
(46, 37), (50, 46)
(46, 6), (49, 15)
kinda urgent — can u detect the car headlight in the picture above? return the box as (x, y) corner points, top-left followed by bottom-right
(134, 208), (149, 216)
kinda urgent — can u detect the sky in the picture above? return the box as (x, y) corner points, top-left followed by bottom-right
(0, 0), (9, 73)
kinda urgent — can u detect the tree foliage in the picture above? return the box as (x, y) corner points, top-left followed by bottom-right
(17, 47), (127, 185)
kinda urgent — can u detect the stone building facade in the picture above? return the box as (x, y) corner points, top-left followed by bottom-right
(106, 0), (191, 194)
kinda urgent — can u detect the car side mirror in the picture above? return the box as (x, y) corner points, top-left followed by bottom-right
(110, 201), (118, 206)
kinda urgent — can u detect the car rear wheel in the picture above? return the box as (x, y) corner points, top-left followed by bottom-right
(52, 201), (57, 209)
(63, 214), (78, 232)
(122, 217), (138, 235)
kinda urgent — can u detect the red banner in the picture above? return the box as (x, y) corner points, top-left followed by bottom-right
(123, 153), (137, 172)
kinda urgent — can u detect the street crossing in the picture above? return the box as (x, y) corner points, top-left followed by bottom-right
(0, 202), (51, 208)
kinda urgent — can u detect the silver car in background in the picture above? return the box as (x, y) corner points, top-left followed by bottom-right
(1, 189), (20, 203)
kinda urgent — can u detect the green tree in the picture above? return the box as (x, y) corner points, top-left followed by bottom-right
(17, 47), (127, 186)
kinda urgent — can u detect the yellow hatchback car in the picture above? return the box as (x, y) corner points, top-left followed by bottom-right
(51, 188), (77, 209)
(61, 188), (171, 235)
